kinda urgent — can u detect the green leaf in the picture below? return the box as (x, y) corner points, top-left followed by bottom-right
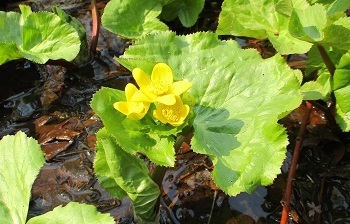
(94, 132), (128, 198)
(0, 42), (22, 65)
(20, 12), (80, 63)
(301, 71), (331, 100)
(322, 17), (350, 50)
(0, 11), (21, 44)
(90, 87), (175, 166)
(305, 44), (346, 76)
(289, 3), (327, 42)
(160, 0), (205, 27)
(0, 6), (81, 65)
(307, 0), (350, 14)
(27, 202), (114, 224)
(101, 0), (168, 39)
(216, 0), (312, 54)
(0, 131), (45, 224)
(95, 129), (160, 221)
(334, 51), (350, 114)
(117, 31), (302, 195)
(335, 104), (350, 132)
(52, 6), (90, 65)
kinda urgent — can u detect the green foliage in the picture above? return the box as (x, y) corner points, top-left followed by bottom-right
(91, 88), (176, 166)
(101, 0), (205, 39)
(26, 202), (115, 224)
(0, 131), (114, 223)
(308, 0), (349, 14)
(289, 3), (350, 50)
(0, 5), (81, 65)
(0, 131), (45, 224)
(101, 0), (168, 39)
(334, 51), (350, 131)
(115, 31), (303, 195)
(216, 0), (312, 54)
(94, 129), (160, 221)
(217, 0), (350, 54)
(52, 6), (90, 65)
(160, 0), (205, 27)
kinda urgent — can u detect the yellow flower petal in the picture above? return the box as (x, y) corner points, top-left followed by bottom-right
(157, 94), (176, 105)
(171, 80), (193, 96)
(133, 68), (151, 89)
(113, 102), (130, 115)
(153, 109), (168, 124)
(132, 90), (156, 102)
(180, 104), (190, 118)
(151, 63), (173, 84)
(153, 95), (189, 126)
(125, 83), (138, 102)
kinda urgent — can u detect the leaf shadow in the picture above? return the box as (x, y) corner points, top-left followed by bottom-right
(193, 105), (244, 157)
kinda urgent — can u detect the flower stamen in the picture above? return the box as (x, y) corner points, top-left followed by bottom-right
(149, 79), (169, 95)
(162, 106), (180, 122)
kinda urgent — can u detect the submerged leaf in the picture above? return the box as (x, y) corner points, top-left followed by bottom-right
(117, 31), (302, 195)
(27, 202), (114, 224)
(0, 131), (45, 224)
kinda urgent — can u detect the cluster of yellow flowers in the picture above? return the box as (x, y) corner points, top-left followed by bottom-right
(114, 63), (193, 126)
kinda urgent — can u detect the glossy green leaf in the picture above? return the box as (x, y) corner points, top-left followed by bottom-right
(0, 6), (81, 65)
(101, 0), (168, 39)
(160, 0), (205, 27)
(20, 12), (80, 64)
(334, 51), (350, 114)
(117, 31), (302, 195)
(216, 0), (312, 54)
(322, 17), (350, 50)
(94, 129), (160, 221)
(335, 104), (350, 132)
(0, 131), (45, 224)
(0, 42), (22, 65)
(289, 3), (327, 42)
(305, 44), (346, 76)
(0, 11), (21, 44)
(52, 6), (90, 65)
(91, 87), (176, 166)
(94, 132), (127, 198)
(27, 202), (114, 224)
(308, 0), (350, 14)
(301, 71), (331, 100)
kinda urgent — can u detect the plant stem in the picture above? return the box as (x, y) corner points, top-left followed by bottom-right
(280, 101), (312, 224)
(90, 0), (100, 54)
(316, 45), (335, 76)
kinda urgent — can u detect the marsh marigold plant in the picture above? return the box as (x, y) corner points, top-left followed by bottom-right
(114, 63), (193, 126)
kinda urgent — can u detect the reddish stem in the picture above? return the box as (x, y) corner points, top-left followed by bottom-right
(280, 102), (312, 224)
(316, 45), (335, 76)
(90, 0), (100, 54)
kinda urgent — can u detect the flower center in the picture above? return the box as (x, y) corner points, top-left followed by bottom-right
(149, 79), (169, 95)
(162, 106), (180, 122)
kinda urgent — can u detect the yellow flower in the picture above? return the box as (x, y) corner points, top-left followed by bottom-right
(153, 95), (189, 126)
(132, 63), (192, 105)
(113, 83), (150, 120)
